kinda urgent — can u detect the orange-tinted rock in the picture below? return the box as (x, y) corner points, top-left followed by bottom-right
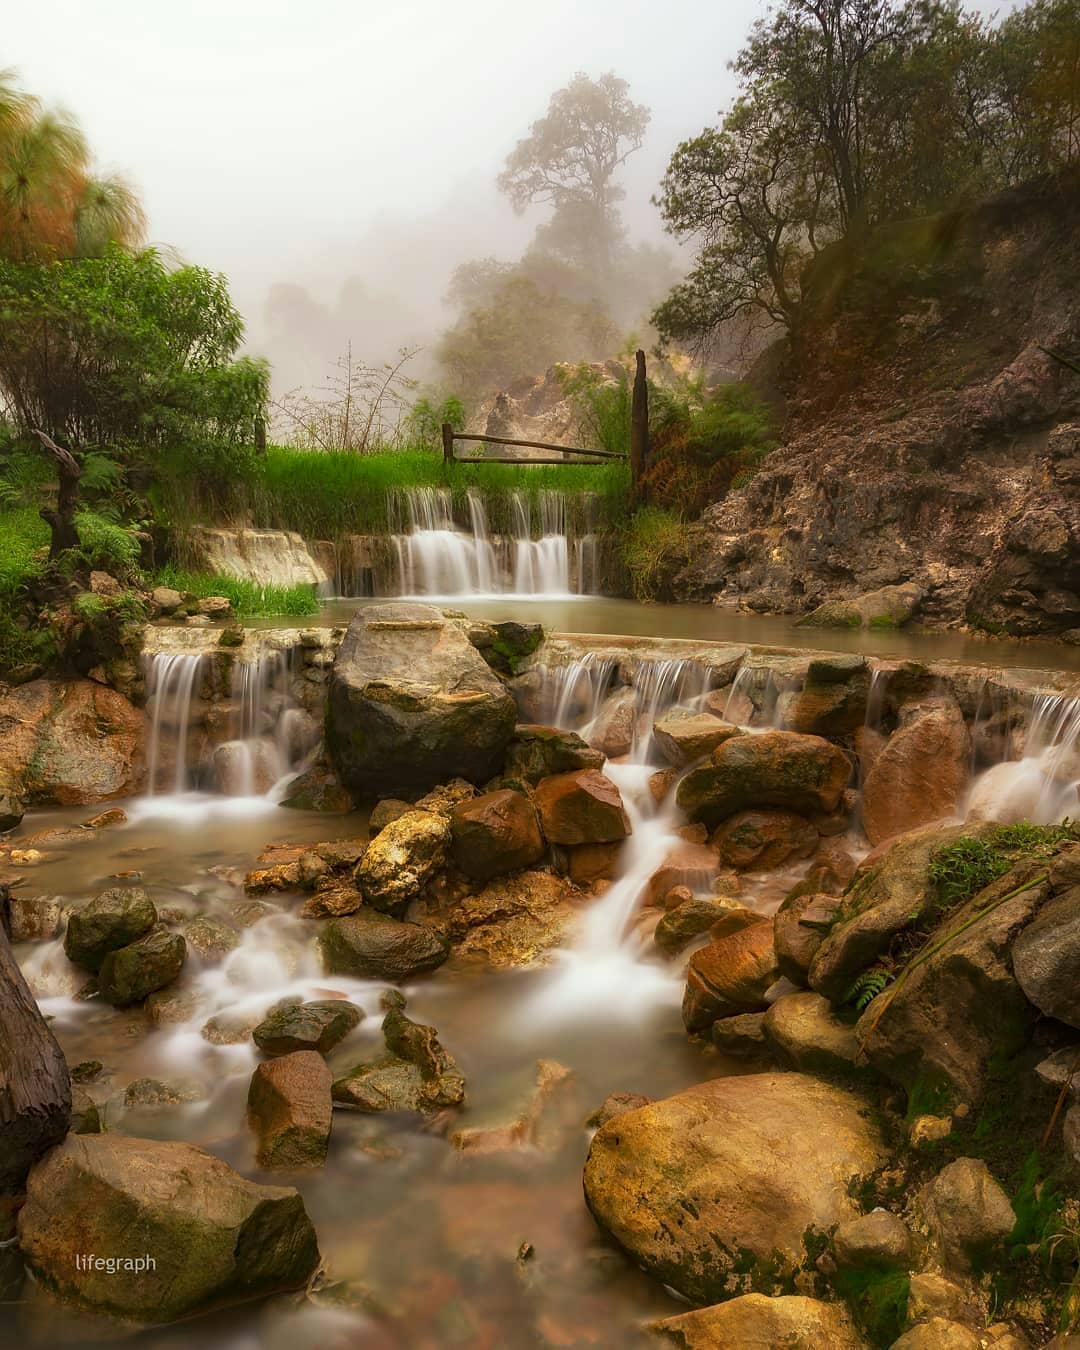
(862, 703), (971, 845)
(711, 809), (819, 872)
(682, 917), (779, 1032)
(645, 842), (719, 906)
(450, 789), (544, 881)
(774, 893), (843, 984)
(534, 769), (631, 845)
(565, 841), (623, 884)
(652, 713), (742, 767)
(247, 1051), (333, 1168)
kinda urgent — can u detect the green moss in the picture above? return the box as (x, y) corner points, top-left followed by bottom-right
(832, 1267), (910, 1347)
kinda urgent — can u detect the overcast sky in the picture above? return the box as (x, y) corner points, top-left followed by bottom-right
(6, 0), (1021, 385)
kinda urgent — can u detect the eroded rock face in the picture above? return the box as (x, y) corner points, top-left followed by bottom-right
(327, 603), (517, 798)
(647, 1294), (864, 1349)
(318, 911), (450, 982)
(676, 730), (851, 829)
(533, 769), (631, 845)
(583, 1073), (886, 1304)
(862, 700), (971, 845)
(450, 789), (545, 881)
(248, 1051), (333, 1168)
(17, 1134), (320, 1322)
(354, 809), (451, 915)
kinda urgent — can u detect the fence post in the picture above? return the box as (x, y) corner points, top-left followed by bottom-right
(630, 349), (649, 506)
(441, 422), (455, 464)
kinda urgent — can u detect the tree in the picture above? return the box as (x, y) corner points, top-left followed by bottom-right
(498, 72), (650, 276)
(0, 69), (144, 263)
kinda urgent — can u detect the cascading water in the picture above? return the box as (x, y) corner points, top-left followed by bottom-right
(967, 689), (1080, 824)
(145, 652), (204, 795)
(387, 485), (598, 598)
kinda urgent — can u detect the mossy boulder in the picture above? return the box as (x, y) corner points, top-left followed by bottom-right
(318, 910), (449, 982)
(17, 1134), (320, 1322)
(64, 887), (157, 973)
(331, 1005), (464, 1114)
(253, 1000), (363, 1056)
(797, 583), (925, 630)
(97, 926), (186, 1007)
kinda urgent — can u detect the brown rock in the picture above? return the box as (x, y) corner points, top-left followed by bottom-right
(645, 841), (719, 905)
(248, 1051), (333, 1168)
(891, 1319), (982, 1349)
(450, 789), (544, 882)
(587, 687), (637, 757)
(682, 916), (778, 1032)
(647, 1294), (863, 1349)
(762, 991), (859, 1073)
(586, 1091), (654, 1129)
(651, 713), (742, 767)
(503, 724), (604, 784)
(533, 769), (630, 845)
(654, 897), (737, 957)
(564, 841), (622, 884)
(774, 892), (842, 984)
(447, 870), (575, 967)
(862, 702), (971, 845)
(711, 808), (819, 872)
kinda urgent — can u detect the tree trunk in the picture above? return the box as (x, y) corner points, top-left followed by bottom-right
(31, 428), (82, 559)
(629, 349), (649, 507)
(0, 887), (71, 1195)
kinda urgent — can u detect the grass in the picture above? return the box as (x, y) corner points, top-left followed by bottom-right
(154, 566), (319, 617)
(0, 506), (48, 594)
(153, 445), (631, 540)
(620, 506), (688, 600)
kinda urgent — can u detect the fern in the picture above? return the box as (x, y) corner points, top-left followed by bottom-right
(846, 967), (891, 1010)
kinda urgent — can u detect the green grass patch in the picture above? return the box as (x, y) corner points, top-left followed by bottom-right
(0, 506), (48, 594)
(620, 506), (687, 601)
(153, 445), (630, 540)
(154, 567), (318, 617)
(831, 1267), (910, 1347)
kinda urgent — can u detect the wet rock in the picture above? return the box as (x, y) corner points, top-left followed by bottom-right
(64, 886), (157, 973)
(646, 1293), (863, 1349)
(248, 1051), (333, 1168)
(710, 1011), (770, 1057)
(83, 807), (127, 829)
(327, 602), (517, 797)
(644, 840), (719, 905)
(676, 730), (851, 828)
(447, 869), (575, 967)
(9, 893), (67, 942)
(652, 712), (742, 767)
(97, 926), (187, 1007)
(798, 583), (925, 630)
(202, 1009), (261, 1045)
(682, 916), (778, 1032)
(761, 991), (859, 1073)
(182, 914), (240, 961)
(710, 808), (818, 872)
(774, 892), (842, 984)
(466, 618), (543, 675)
(892, 1319), (982, 1349)
(253, 1000), (363, 1056)
(906, 1272), (979, 1326)
(1049, 842), (1080, 891)
(648, 768), (678, 804)
(332, 1006), (464, 1114)
(70, 1059), (103, 1084)
(1012, 884), (1080, 1028)
(124, 1077), (200, 1108)
(586, 1091), (654, 1129)
(414, 777), (478, 816)
(18, 1134), (320, 1321)
(354, 809), (451, 915)
(583, 1072), (886, 1303)
(564, 840), (622, 884)
(450, 789), (544, 881)
(653, 897), (736, 957)
(587, 687), (637, 757)
(212, 738), (281, 796)
(69, 1086), (102, 1135)
(278, 761), (355, 813)
(533, 769), (631, 845)
(299, 885), (363, 918)
(918, 1157), (1016, 1273)
(833, 1209), (913, 1268)
(451, 1057), (572, 1152)
(368, 797), (412, 833)
(855, 859), (1048, 1103)
(774, 655), (870, 737)
(319, 910), (450, 981)
(503, 724), (604, 784)
(862, 700), (971, 845)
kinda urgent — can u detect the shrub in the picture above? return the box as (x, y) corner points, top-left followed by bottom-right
(621, 507), (688, 600)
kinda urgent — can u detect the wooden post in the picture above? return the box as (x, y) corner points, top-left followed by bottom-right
(441, 423), (455, 464)
(254, 415), (267, 455)
(630, 349), (649, 507)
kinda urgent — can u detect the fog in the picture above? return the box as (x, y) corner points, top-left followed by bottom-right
(8, 0), (1023, 394)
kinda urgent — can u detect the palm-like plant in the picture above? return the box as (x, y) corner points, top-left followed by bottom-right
(0, 68), (145, 262)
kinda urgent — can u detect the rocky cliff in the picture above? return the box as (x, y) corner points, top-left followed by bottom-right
(675, 173), (1080, 638)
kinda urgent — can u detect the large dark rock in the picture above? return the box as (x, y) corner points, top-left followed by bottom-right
(64, 887), (157, 973)
(253, 1000), (363, 1056)
(97, 926), (187, 1007)
(17, 1134), (319, 1322)
(1012, 884), (1080, 1029)
(326, 603), (517, 798)
(318, 910), (449, 982)
(503, 723), (604, 784)
(450, 789), (545, 881)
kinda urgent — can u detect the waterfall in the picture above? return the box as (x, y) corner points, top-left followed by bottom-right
(967, 689), (1080, 824)
(145, 653), (204, 795)
(386, 485), (596, 598)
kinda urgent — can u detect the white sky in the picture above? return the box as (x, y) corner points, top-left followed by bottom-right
(7, 0), (1022, 384)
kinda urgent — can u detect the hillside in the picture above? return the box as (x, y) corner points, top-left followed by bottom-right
(675, 173), (1080, 639)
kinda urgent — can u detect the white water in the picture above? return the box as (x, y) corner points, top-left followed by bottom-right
(387, 485), (598, 598)
(967, 689), (1080, 824)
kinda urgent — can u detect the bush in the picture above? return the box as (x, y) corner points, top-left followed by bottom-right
(559, 361), (632, 457)
(74, 510), (142, 575)
(621, 507), (688, 600)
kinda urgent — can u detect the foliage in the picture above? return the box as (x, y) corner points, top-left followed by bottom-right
(620, 507), (688, 601)
(0, 68), (145, 263)
(498, 72), (650, 275)
(73, 509), (141, 575)
(927, 822), (1075, 920)
(271, 344), (420, 452)
(0, 506), (49, 668)
(846, 967), (891, 1010)
(153, 566), (318, 617)
(558, 361), (632, 457)
(653, 0), (1080, 351)
(831, 1266), (910, 1345)
(405, 392), (466, 451)
(0, 246), (268, 470)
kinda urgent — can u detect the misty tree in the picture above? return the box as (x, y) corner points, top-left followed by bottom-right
(498, 72), (650, 276)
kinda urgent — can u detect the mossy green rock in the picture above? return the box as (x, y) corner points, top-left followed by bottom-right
(97, 926), (186, 1007)
(253, 1000), (363, 1056)
(318, 910), (449, 982)
(64, 887), (157, 973)
(332, 1006), (465, 1113)
(17, 1134), (320, 1322)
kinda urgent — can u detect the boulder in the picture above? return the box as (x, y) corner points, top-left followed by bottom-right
(647, 1294), (863, 1349)
(654, 897), (736, 957)
(833, 1209), (913, 1269)
(583, 1072), (887, 1303)
(1012, 884), (1080, 1028)
(182, 914), (240, 961)
(564, 840), (622, 884)
(151, 585), (183, 614)
(774, 655), (870, 737)
(465, 619), (542, 675)
(906, 1272), (979, 1325)
(63, 887), (156, 973)
(368, 797), (412, 833)
(711, 1011), (771, 1057)
(676, 730), (851, 828)
(711, 808), (819, 872)
(682, 917), (778, 1032)
(278, 761), (355, 813)
(761, 991), (859, 1073)
(17, 1134), (319, 1322)
(862, 700), (971, 845)
(327, 602), (517, 797)
(891, 1320), (982, 1349)
(414, 777), (478, 816)
(587, 687), (637, 757)
(318, 911), (450, 982)
(652, 712), (742, 767)
(644, 840), (720, 906)
(97, 926), (187, 1007)
(797, 582), (925, 629)
(331, 1005), (464, 1115)
(248, 1051), (333, 1168)
(354, 809), (451, 915)
(450, 789), (545, 881)
(533, 769), (631, 845)
(774, 892), (842, 984)
(253, 1000), (363, 1056)
(446, 869), (575, 967)
(918, 1157), (1016, 1273)
(502, 724), (604, 784)
(586, 1091), (654, 1129)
